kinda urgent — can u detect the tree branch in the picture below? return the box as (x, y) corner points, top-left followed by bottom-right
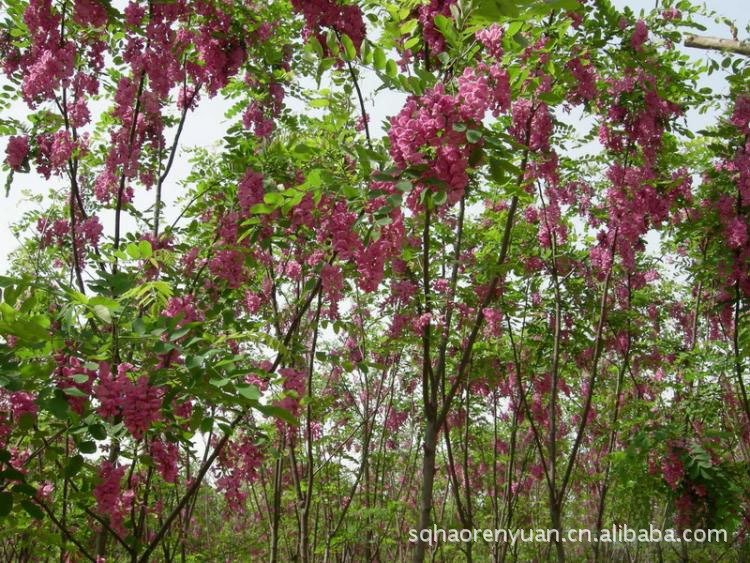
(684, 34), (750, 57)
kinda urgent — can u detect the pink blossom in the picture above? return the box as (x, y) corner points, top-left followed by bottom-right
(418, 0), (456, 55)
(163, 295), (205, 325)
(78, 216), (103, 246)
(73, 0), (108, 27)
(566, 57), (597, 102)
(150, 439), (179, 483)
(661, 7), (682, 20)
(11, 391), (38, 420)
(93, 461), (129, 533)
(50, 131), (75, 168)
(726, 217), (748, 249)
(731, 95), (750, 134)
(476, 24), (504, 59)
(631, 20), (648, 52)
(123, 1), (145, 26)
(5, 136), (29, 170)
(94, 362), (130, 419)
(209, 249), (246, 288)
(55, 355), (96, 414)
(291, 0), (366, 57)
(121, 375), (163, 439)
(244, 291), (263, 314)
(511, 100), (552, 152)
(285, 260), (302, 280)
(661, 450), (683, 489)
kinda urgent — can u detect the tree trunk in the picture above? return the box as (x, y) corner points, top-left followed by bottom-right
(413, 418), (438, 563)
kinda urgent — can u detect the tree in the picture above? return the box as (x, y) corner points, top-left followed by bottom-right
(0, 0), (749, 561)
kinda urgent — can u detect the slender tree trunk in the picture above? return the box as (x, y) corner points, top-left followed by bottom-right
(270, 434), (286, 563)
(414, 418), (438, 563)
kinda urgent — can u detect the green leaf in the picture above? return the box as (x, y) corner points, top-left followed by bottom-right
(395, 180), (413, 192)
(125, 242), (141, 260)
(255, 403), (298, 426)
(78, 441), (97, 454)
(263, 192), (284, 206)
(373, 47), (386, 71)
(466, 129), (482, 143)
(93, 304), (112, 323)
(170, 327), (191, 341)
(89, 424), (107, 440)
(386, 59), (398, 78)
(307, 36), (324, 58)
(250, 203), (273, 214)
(46, 396), (69, 419)
(137, 241), (152, 259)
(433, 14), (458, 49)
(21, 500), (43, 520)
(209, 377), (231, 388)
(0, 467), (25, 481)
(12, 483), (36, 497)
(64, 454), (84, 478)
(238, 384), (261, 401)
(488, 157), (506, 184)
(0, 492), (12, 518)
(341, 34), (357, 61)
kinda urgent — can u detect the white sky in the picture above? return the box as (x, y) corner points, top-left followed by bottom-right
(0, 0), (747, 275)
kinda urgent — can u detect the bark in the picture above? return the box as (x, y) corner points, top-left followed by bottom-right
(413, 418), (438, 563)
(684, 34), (750, 57)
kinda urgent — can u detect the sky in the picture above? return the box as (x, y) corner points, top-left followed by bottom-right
(0, 0), (747, 275)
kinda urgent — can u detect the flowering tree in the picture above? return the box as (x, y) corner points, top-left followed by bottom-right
(0, 0), (749, 561)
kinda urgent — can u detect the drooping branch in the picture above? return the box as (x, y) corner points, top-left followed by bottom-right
(684, 34), (750, 57)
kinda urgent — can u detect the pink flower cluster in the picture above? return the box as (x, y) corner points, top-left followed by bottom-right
(661, 449), (684, 490)
(150, 439), (179, 483)
(209, 249), (246, 288)
(5, 135), (29, 170)
(244, 291), (264, 314)
(476, 23), (504, 59)
(510, 99), (553, 152)
(291, 0), (367, 56)
(277, 367), (306, 417)
(18, 0), (76, 104)
(457, 63), (511, 120)
(602, 165), (690, 269)
(356, 213), (404, 292)
(418, 0), (456, 55)
(37, 213), (102, 259)
(94, 363), (163, 439)
(389, 72), (511, 210)
(73, 0), (108, 28)
(566, 56), (597, 102)
(33, 131), (79, 179)
(314, 194), (403, 295)
(55, 355), (96, 414)
(242, 82), (285, 139)
(731, 95), (750, 134)
(93, 461), (130, 533)
(238, 168), (265, 213)
(631, 20), (649, 51)
(10, 391), (38, 420)
(385, 408), (409, 433)
(122, 376), (163, 438)
(214, 435), (264, 512)
(163, 295), (205, 326)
